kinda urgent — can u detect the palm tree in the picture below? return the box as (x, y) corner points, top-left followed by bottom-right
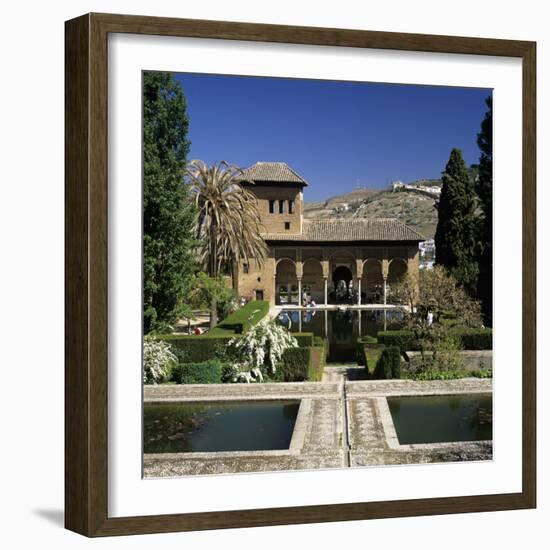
(186, 160), (268, 327)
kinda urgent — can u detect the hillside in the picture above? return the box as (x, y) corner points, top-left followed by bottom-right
(304, 179), (441, 238)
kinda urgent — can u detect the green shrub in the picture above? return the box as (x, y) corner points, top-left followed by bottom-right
(279, 347), (310, 381)
(377, 328), (493, 351)
(292, 332), (315, 347)
(372, 346), (401, 380)
(358, 334), (379, 347)
(451, 328), (493, 350)
(470, 368), (493, 378)
(355, 345), (370, 375)
(308, 344), (326, 382)
(171, 361), (223, 384)
(209, 300), (269, 336)
(377, 330), (417, 351)
(159, 333), (234, 363)
(313, 336), (325, 347)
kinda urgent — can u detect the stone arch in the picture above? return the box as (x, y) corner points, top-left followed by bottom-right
(332, 265), (353, 288)
(302, 258), (324, 303)
(275, 258), (298, 305)
(388, 258), (408, 284)
(361, 258), (384, 304)
(276, 257), (296, 268)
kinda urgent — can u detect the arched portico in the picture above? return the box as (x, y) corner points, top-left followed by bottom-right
(332, 265), (353, 303)
(361, 258), (384, 304)
(265, 245), (418, 307)
(302, 258), (324, 304)
(275, 258), (298, 305)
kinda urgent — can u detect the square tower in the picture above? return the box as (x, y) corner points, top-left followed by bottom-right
(239, 162), (307, 235)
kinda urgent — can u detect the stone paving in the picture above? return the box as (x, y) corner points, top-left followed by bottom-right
(143, 378), (492, 478)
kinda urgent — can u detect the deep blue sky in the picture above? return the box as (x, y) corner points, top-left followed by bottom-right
(174, 72), (491, 202)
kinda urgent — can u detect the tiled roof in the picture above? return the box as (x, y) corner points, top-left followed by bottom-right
(263, 218), (424, 242)
(240, 162), (308, 186)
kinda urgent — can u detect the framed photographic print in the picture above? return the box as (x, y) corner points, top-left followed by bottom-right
(65, 13), (536, 537)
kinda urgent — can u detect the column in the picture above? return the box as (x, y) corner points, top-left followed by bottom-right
(355, 257), (363, 307)
(324, 277), (328, 306)
(383, 276), (388, 331)
(296, 258), (303, 307)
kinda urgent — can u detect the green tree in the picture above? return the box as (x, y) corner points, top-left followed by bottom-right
(394, 266), (482, 366)
(434, 148), (479, 295)
(186, 160), (268, 328)
(143, 72), (197, 333)
(476, 97), (493, 326)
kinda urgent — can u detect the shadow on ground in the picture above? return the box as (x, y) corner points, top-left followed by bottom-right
(346, 367), (369, 381)
(33, 509), (64, 527)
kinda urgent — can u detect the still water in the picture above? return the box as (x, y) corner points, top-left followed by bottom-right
(387, 393), (493, 444)
(144, 400), (300, 453)
(277, 308), (403, 363)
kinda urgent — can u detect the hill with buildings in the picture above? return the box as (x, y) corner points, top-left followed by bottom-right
(304, 178), (442, 238)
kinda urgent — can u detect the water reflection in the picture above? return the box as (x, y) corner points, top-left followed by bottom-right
(277, 308), (403, 363)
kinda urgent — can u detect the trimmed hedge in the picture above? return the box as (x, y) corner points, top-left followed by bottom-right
(279, 347), (310, 382)
(372, 346), (401, 380)
(308, 343), (326, 382)
(278, 343), (326, 382)
(293, 332), (315, 348)
(357, 334), (379, 347)
(377, 330), (416, 351)
(313, 335), (325, 348)
(159, 333), (233, 363)
(377, 328), (493, 351)
(171, 361), (223, 384)
(356, 346), (370, 375)
(455, 328), (493, 350)
(158, 301), (270, 363)
(209, 300), (269, 336)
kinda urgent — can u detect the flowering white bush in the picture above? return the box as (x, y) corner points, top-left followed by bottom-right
(143, 336), (177, 384)
(228, 318), (297, 382)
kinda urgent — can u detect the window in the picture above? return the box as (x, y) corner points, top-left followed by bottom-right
(243, 263), (249, 274)
(279, 200), (285, 214)
(288, 199), (295, 214)
(284, 222), (291, 230)
(269, 200), (275, 214)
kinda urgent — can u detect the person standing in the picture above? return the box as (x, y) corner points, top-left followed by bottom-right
(427, 311), (433, 327)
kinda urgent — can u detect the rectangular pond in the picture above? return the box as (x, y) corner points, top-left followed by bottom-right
(144, 400), (300, 453)
(277, 308), (403, 363)
(387, 393), (492, 444)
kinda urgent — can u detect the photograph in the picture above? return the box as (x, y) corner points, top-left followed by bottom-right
(141, 71), (494, 478)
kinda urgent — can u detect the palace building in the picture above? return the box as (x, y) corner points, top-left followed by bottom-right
(235, 162), (424, 306)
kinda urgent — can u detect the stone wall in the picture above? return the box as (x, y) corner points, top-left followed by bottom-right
(246, 184), (303, 234)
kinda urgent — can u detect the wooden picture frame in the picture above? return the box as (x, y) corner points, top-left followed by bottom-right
(65, 12), (536, 537)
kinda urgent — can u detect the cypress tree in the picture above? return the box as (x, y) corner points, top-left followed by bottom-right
(143, 72), (196, 333)
(434, 148), (479, 295)
(476, 97), (493, 326)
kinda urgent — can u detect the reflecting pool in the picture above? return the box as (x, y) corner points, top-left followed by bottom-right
(144, 400), (300, 453)
(387, 393), (493, 444)
(277, 308), (403, 363)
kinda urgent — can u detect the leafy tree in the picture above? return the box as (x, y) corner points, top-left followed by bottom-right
(143, 72), (197, 333)
(476, 97), (493, 325)
(186, 160), (268, 327)
(188, 272), (237, 321)
(393, 266), (483, 366)
(434, 148), (480, 295)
